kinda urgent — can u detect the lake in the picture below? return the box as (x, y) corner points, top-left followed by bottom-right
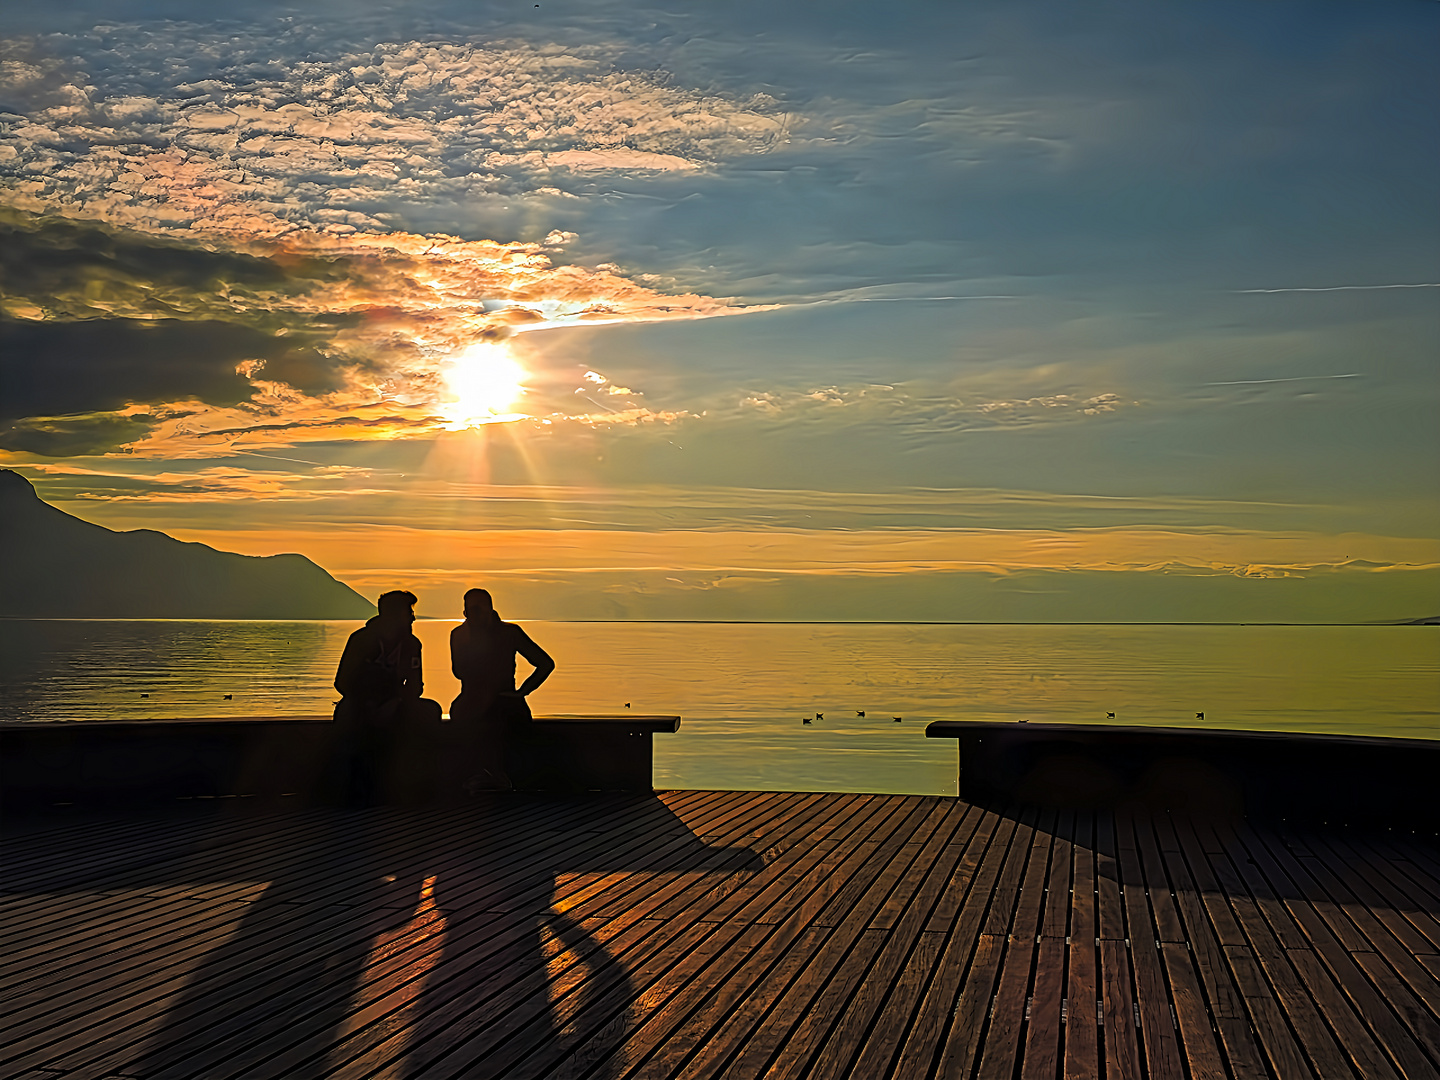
(1, 620), (1435, 796)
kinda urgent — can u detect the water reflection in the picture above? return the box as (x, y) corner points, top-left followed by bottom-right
(1, 621), (1434, 796)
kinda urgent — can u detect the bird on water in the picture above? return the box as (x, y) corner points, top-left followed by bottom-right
(893, 716), (902, 722)
(856, 710), (865, 717)
(802, 717), (812, 725)
(1106, 711), (1115, 719)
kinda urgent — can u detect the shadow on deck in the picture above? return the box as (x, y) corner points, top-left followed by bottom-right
(3, 792), (1439, 1079)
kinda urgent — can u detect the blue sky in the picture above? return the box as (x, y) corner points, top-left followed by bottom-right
(2, 0), (1437, 619)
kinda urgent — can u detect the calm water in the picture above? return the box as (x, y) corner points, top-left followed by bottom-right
(1, 620), (1436, 796)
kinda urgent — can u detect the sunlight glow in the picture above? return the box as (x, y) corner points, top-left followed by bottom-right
(439, 342), (530, 429)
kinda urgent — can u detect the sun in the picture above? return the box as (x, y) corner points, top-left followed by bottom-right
(438, 341), (529, 429)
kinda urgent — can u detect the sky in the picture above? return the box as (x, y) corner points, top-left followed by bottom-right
(2, 0), (1437, 621)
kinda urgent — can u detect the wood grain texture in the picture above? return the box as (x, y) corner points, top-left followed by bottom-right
(3, 796), (1439, 1080)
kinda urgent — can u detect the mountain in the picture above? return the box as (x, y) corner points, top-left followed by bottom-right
(0, 470), (373, 619)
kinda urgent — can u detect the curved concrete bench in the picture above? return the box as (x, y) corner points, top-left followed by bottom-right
(926, 720), (1440, 828)
(0, 713), (681, 807)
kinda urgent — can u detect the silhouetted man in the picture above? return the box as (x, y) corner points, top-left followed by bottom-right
(333, 589), (442, 803)
(449, 588), (555, 790)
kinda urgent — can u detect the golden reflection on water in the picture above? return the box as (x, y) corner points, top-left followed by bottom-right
(2, 621), (1434, 795)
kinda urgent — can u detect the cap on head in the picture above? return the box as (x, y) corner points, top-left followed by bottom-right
(377, 590), (418, 617)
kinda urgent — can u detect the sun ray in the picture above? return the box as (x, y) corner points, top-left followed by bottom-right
(438, 341), (530, 430)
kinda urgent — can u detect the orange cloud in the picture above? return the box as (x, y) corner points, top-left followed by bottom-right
(157, 523), (1440, 581)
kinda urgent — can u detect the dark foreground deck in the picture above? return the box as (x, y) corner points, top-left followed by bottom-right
(3, 792), (1439, 1080)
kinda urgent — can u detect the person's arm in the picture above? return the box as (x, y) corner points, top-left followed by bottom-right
(402, 637), (423, 698)
(334, 631), (366, 697)
(450, 624), (467, 681)
(514, 627), (555, 697)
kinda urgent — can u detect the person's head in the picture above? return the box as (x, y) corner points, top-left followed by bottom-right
(463, 587), (496, 621)
(376, 590), (418, 624)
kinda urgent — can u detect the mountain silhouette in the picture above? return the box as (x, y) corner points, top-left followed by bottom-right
(0, 470), (372, 619)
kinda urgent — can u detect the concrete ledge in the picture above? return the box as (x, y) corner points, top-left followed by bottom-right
(0, 713), (681, 807)
(514, 715), (681, 793)
(926, 720), (1440, 826)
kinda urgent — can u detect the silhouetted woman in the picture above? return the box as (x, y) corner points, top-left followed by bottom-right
(449, 588), (554, 790)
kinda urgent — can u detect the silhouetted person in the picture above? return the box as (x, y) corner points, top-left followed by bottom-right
(449, 588), (554, 790)
(333, 589), (442, 803)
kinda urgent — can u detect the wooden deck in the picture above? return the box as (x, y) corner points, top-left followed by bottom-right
(3, 792), (1439, 1080)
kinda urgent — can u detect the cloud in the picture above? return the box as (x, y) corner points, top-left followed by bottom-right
(20, 461), (385, 501)
(730, 381), (1137, 433)
(1233, 284), (1440, 294)
(0, 412), (156, 456)
(0, 23), (799, 457)
(0, 315), (339, 420)
(0, 29), (788, 240)
(0, 203), (767, 455)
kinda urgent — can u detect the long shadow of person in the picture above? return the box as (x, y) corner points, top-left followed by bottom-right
(0, 792), (761, 1080)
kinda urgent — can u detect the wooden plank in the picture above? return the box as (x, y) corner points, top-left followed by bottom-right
(1132, 812), (1185, 943)
(1203, 820), (1308, 951)
(347, 907), (685, 1080)
(1350, 950), (1440, 1068)
(1224, 944), (1314, 1080)
(978, 937), (1036, 1080)
(532, 799), (884, 1080)
(1313, 834), (1440, 956)
(11, 793), (1439, 1080)
(1021, 936), (1066, 1080)
(1042, 809), (1074, 941)
(0, 893), (421, 1076)
(976, 810), (1055, 1080)
(1247, 827), (1440, 1080)
(307, 797), (862, 1080)
(934, 932), (1006, 1080)
(1114, 812), (1185, 1080)
(252, 794), (806, 1080)
(868, 800), (978, 931)
(1100, 938), (1143, 1080)
(1226, 829), (1416, 1080)
(1322, 834), (1440, 956)
(1160, 941), (1227, 1080)
(1288, 947), (1408, 1080)
(1095, 812), (1125, 942)
(1278, 832), (1440, 1025)
(983, 807), (1039, 937)
(925, 806), (1002, 932)
(1151, 814), (1269, 1080)
(895, 811), (1020, 1080)
(574, 797), (925, 1080)
(801, 803), (981, 1080)
(1196, 824), (1356, 1080)
(561, 791), (808, 922)
(545, 923), (761, 1080)
(1171, 817), (1247, 947)
(848, 930), (947, 1080)
(1385, 840), (1440, 902)
(18, 800), (731, 1077)
(33, 794), (754, 1080)
(318, 806), (800, 1080)
(1065, 811), (1100, 1080)
(731, 800), (952, 1080)
(0, 892), (347, 1037)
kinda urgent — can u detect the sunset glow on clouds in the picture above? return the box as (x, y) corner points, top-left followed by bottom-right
(3, 1), (1437, 621)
